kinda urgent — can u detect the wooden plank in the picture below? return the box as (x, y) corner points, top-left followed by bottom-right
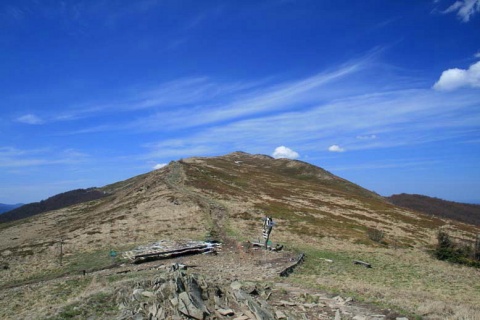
(133, 246), (216, 264)
(353, 260), (372, 268)
(279, 253), (305, 277)
(134, 244), (210, 259)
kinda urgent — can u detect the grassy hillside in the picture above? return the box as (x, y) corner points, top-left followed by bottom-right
(0, 152), (479, 319)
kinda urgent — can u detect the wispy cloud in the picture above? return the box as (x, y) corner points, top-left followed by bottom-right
(0, 147), (88, 168)
(16, 114), (44, 125)
(442, 0), (480, 22)
(356, 134), (377, 140)
(140, 84), (480, 161)
(329, 159), (441, 172)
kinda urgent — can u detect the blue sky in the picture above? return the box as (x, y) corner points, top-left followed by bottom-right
(1, 0), (479, 204)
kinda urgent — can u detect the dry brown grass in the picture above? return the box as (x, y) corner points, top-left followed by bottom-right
(288, 238), (480, 320)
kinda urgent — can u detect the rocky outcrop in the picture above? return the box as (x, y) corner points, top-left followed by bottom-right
(116, 269), (278, 320)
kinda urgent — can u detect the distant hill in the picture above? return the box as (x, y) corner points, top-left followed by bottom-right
(0, 203), (23, 214)
(0, 188), (109, 224)
(386, 193), (480, 226)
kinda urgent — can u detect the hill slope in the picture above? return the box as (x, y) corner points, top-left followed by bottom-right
(0, 152), (479, 319)
(386, 193), (480, 226)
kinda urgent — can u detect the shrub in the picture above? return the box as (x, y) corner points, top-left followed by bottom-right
(434, 230), (480, 268)
(367, 227), (384, 243)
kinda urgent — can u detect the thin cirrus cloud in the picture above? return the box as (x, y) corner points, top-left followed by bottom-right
(141, 84), (480, 160)
(442, 0), (480, 22)
(433, 61), (480, 91)
(0, 147), (88, 169)
(56, 52), (377, 136)
(16, 114), (44, 125)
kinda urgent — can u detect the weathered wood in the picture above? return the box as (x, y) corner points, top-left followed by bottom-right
(134, 244), (209, 259)
(133, 245), (218, 264)
(353, 260), (372, 268)
(279, 253), (305, 277)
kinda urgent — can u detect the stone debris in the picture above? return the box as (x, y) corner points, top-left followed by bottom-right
(335, 309), (341, 320)
(116, 269), (277, 320)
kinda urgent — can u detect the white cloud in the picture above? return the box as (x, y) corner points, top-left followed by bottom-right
(16, 114), (44, 125)
(475, 51), (480, 58)
(433, 61), (480, 91)
(443, 0), (480, 22)
(328, 145), (345, 152)
(153, 163), (167, 170)
(272, 146), (299, 159)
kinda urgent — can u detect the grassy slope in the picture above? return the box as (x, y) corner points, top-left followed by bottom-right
(0, 152), (479, 319)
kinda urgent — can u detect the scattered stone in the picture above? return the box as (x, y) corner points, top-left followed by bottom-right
(353, 316), (367, 320)
(279, 300), (297, 307)
(217, 308), (235, 316)
(230, 281), (242, 290)
(233, 316), (249, 320)
(141, 291), (154, 298)
(396, 318), (409, 320)
(334, 309), (341, 320)
(275, 310), (288, 319)
(132, 289), (145, 301)
(1, 250), (12, 257)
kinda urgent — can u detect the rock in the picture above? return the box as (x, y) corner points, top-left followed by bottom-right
(132, 289), (145, 301)
(303, 303), (316, 308)
(335, 309), (341, 320)
(148, 304), (158, 317)
(275, 310), (288, 319)
(1, 250), (12, 257)
(217, 308), (235, 316)
(170, 297), (179, 307)
(178, 291), (205, 320)
(141, 291), (154, 298)
(230, 281), (242, 290)
(279, 300), (296, 307)
(353, 316), (367, 320)
(396, 318), (409, 320)
(233, 316), (250, 320)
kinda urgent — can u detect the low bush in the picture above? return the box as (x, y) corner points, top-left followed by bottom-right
(434, 230), (480, 268)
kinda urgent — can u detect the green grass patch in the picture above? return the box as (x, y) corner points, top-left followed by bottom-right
(45, 291), (117, 320)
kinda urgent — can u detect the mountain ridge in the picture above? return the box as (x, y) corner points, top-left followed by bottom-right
(0, 203), (23, 214)
(386, 193), (480, 226)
